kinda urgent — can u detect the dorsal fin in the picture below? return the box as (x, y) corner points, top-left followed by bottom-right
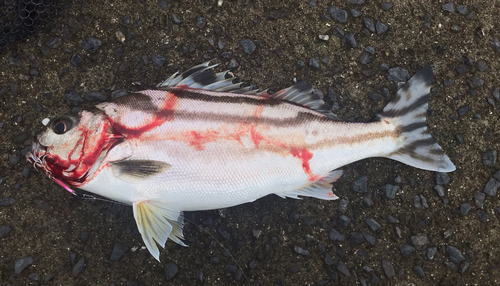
(157, 62), (339, 120)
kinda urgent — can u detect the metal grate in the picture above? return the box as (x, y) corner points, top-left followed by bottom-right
(0, 0), (60, 49)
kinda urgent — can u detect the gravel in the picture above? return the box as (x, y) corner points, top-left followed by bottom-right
(82, 37), (101, 53)
(337, 261), (350, 277)
(9, 154), (20, 166)
(345, 33), (356, 48)
(352, 176), (367, 193)
(327, 6), (347, 23)
(0, 225), (11, 238)
(447, 245), (465, 264)
(241, 39), (256, 55)
(435, 172), (451, 185)
(460, 203), (472, 215)
(165, 262), (179, 280)
(427, 247), (437, 260)
(70, 53), (82, 66)
(0, 198), (15, 206)
(110, 243), (128, 261)
(484, 178), (500, 196)
(309, 58), (320, 70)
(72, 257), (85, 276)
(14, 257), (33, 274)
(359, 52), (370, 65)
(375, 21), (388, 34)
(329, 228), (345, 241)
(382, 259), (395, 277)
(171, 14), (181, 24)
(85, 91), (107, 102)
(442, 3), (455, 13)
(381, 184), (398, 199)
(400, 244), (415, 257)
(338, 198), (349, 213)
(294, 246), (309, 256)
(482, 150), (497, 166)
(366, 218), (381, 231)
(410, 235), (429, 250)
(387, 67), (409, 83)
(381, 3), (393, 10)
(348, 232), (365, 244)
(413, 266), (425, 278)
(151, 53), (166, 67)
(434, 185), (445, 197)
(363, 18), (375, 33)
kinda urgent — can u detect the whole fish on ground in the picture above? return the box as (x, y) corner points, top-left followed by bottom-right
(27, 62), (455, 261)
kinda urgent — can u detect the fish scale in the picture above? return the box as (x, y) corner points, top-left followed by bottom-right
(27, 62), (455, 261)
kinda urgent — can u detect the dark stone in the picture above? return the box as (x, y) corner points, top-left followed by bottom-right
(82, 37), (101, 53)
(477, 210), (488, 222)
(111, 89), (127, 99)
(85, 91), (107, 102)
(387, 67), (409, 83)
(329, 228), (345, 241)
(494, 170), (500, 181)
(476, 60), (488, 71)
(363, 196), (374, 207)
(487, 98), (496, 107)
(381, 2), (393, 10)
(70, 54), (82, 66)
(483, 150), (497, 166)
(12, 132), (30, 144)
(366, 218), (381, 231)
(359, 52), (370, 65)
(72, 257), (85, 276)
(442, 3), (455, 13)
(0, 225), (11, 238)
(294, 246), (309, 256)
(327, 6), (347, 23)
(345, 33), (356, 48)
(338, 215), (351, 227)
(410, 235), (429, 250)
(362, 18), (375, 33)
(165, 262), (178, 280)
(348, 232), (365, 244)
(376, 21), (388, 34)
(387, 215), (399, 223)
(363, 233), (376, 245)
(365, 46), (375, 54)
(309, 58), (320, 70)
(159, 0), (167, 10)
(196, 269), (203, 281)
(456, 5), (467, 14)
(248, 259), (257, 269)
(446, 245), (465, 264)
(151, 53), (166, 67)
(9, 56), (22, 66)
(324, 253), (334, 265)
(224, 265), (237, 273)
(266, 10), (290, 20)
(413, 266), (425, 278)
(80, 231), (89, 242)
(435, 172), (450, 185)
(9, 153), (21, 166)
(65, 91), (84, 107)
(21, 146), (32, 156)
(171, 14), (181, 24)
(352, 176), (367, 193)
(456, 65), (467, 75)
(33, 199), (54, 213)
(0, 198), (15, 206)
(227, 58), (239, 69)
(220, 51), (232, 59)
(492, 38), (500, 52)
(484, 178), (500, 196)
(337, 261), (350, 277)
(14, 257), (33, 274)
(22, 167), (30, 178)
(382, 259), (395, 277)
(289, 266), (299, 273)
(110, 243), (127, 261)
(456, 134), (464, 144)
(350, 9), (362, 17)
(434, 185), (445, 197)
(460, 203), (471, 215)
(316, 278), (330, 286)
(122, 15), (131, 25)
(196, 16), (206, 29)
(347, 0), (365, 4)
(427, 247), (437, 260)
(382, 184), (399, 199)
(414, 194), (428, 209)
(241, 39), (256, 55)
(400, 244), (415, 256)
(444, 79), (454, 86)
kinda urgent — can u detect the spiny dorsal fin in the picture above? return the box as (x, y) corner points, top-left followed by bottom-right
(133, 201), (186, 261)
(157, 62), (339, 120)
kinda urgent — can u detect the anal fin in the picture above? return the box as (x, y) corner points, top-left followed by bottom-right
(133, 201), (186, 262)
(277, 170), (343, 200)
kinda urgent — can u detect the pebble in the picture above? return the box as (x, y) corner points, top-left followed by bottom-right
(460, 203), (471, 215)
(151, 53), (166, 67)
(248, 259), (257, 269)
(414, 194), (428, 209)
(33, 200), (54, 213)
(14, 257), (33, 274)
(400, 244), (415, 256)
(348, 232), (365, 244)
(434, 185), (445, 197)
(492, 38), (500, 52)
(196, 269), (203, 281)
(241, 39), (256, 55)
(110, 243), (127, 261)
(171, 14), (181, 24)
(22, 167), (30, 178)
(85, 91), (107, 102)
(413, 266), (425, 278)
(158, 0), (167, 9)
(196, 16), (206, 29)
(427, 247), (437, 260)
(382, 184), (398, 199)
(289, 266), (299, 273)
(362, 17), (376, 33)
(488, 98), (496, 107)
(165, 262), (178, 280)
(337, 261), (350, 277)
(363, 196), (374, 207)
(382, 259), (395, 277)
(484, 178), (500, 196)
(294, 246), (309, 256)
(350, 9), (362, 17)
(483, 150), (497, 166)
(376, 21), (388, 34)
(0, 198), (15, 206)
(324, 253), (334, 265)
(455, 134), (464, 144)
(70, 54), (82, 66)
(9, 154), (20, 166)
(227, 58), (239, 69)
(366, 218), (381, 231)
(365, 46), (375, 54)
(494, 171), (500, 181)
(297, 60), (305, 68)
(460, 261), (470, 273)
(447, 245), (465, 264)
(411, 235), (429, 249)
(476, 60), (488, 71)
(316, 278), (330, 286)
(80, 231), (89, 242)
(435, 172), (450, 185)
(65, 91), (84, 107)
(363, 233), (376, 245)
(72, 257), (85, 276)
(456, 5), (467, 14)
(359, 52), (370, 65)
(338, 215), (351, 227)
(327, 6), (347, 23)
(329, 228), (345, 241)
(309, 58), (320, 70)
(318, 35), (329, 41)
(82, 37), (101, 53)
(381, 2), (393, 10)
(345, 33), (356, 48)
(444, 78), (454, 86)
(395, 226), (402, 238)
(347, 0), (365, 4)
(387, 67), (409, 83)
(111, 89), (127, 99)
(210, 256), (220, 264)
(387, 215), (399, 223)
(8, 56), (22, 66)
(442, 3), (455, 13)
(477, 210), (488, 222)
(352, 176), (367, 193)
(0, 225), (11, 238)
(224, 265), (237, 273)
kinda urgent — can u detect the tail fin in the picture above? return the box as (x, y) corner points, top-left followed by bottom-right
(376, 65), (456, 172)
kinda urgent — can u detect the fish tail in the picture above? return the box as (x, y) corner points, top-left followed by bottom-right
(375, 65), (456, 172)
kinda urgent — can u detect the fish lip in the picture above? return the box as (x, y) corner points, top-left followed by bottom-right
(26, 137), (47, 166)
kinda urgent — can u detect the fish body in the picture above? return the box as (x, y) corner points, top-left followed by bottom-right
(28, 63), (455, 260)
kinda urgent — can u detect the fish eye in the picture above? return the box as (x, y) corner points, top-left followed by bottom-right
(51, 118), (70, 134)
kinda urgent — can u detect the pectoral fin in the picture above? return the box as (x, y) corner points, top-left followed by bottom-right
(277, 170), (343, 200)
(133, 201), (187, 262)
(111, 160), (171, 183)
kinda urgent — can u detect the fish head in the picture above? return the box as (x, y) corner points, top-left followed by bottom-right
(27, 110), (122, 187)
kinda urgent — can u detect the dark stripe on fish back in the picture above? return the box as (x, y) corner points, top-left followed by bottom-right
(167, 87), (284, 106)
(379, 93), (429, 118)
(112, 92), (159, 111)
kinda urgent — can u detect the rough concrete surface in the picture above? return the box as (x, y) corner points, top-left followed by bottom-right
(1, 0), (500, 285)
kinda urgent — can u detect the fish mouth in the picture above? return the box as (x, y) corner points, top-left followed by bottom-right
(26, 137), (48, 171)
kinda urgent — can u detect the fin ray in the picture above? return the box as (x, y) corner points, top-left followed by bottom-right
(278, 170), (343, 200)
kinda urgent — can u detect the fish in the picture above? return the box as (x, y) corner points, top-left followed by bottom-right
(27, 62), (455, 261)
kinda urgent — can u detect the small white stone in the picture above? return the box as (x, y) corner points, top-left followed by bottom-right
(319, 35), (329, 41)
(116, 31), (125, 43)
(42, 118), (50, 126)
